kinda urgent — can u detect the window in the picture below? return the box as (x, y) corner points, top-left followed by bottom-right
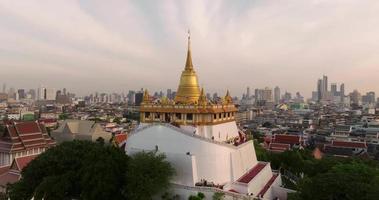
(219, 113), (222, 118)
(145, 112), (150, 119)
(214, 114), (217, 119)
(223, 113), (226, 118)
(176, 113), (182, 120)
(187, 114), (193, 121)
(155, 113), (160, 119)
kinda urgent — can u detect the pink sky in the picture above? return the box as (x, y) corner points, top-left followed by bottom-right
(0, 0), (379, 97)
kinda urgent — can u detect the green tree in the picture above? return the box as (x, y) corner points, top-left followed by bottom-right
(188, 192), (205, 200)
(125, 151), (175, 200)
(8, 140), (129, 200)
(290, 162), (379, 200)
(212, 192), (224, 200)
(7, 141), (175, 200)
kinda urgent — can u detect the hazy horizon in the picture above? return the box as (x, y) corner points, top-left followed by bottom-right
(1, 0), (379, 98)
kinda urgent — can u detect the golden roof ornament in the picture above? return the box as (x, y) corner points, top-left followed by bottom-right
(224, 90), (233, 105)
(198, 88), (208, 106)
(174, 30), (201, 104)
(143, 89), (151, 103)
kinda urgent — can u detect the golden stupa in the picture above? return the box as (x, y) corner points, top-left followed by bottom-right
(140, 33), (237, 126)
(174, 33), (201, 104)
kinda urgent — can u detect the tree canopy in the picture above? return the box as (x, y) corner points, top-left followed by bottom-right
(7, 140), (174, 200)
(290, 161), (379, 200)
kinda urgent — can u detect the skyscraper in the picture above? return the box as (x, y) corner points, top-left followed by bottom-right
(331, 83), (337, 96)
(246, 87), (250, 99)
(274, 86), (280, 104)
(317, 79), (322, 101)
(322, 75), (328, 94)
(340, 83), (345, 102)
(2, 83), (5, 93)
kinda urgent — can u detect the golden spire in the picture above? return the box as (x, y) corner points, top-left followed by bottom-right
(224, 90), (233, 105)
(185, 30), (193, 71)
(143, 89), (150, 103)
(198, 87), (208, 106)
(174, 30), (201, 104)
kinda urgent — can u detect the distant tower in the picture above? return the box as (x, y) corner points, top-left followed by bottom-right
(2, 83), (6, 93)
(317, 79), (322, 102)
(246, 87), (250, 99)
(331, 83), (337, 96)
(322, 75), (328, 93)
(340, 83), (345, 102)
(274, 86), (280, 104)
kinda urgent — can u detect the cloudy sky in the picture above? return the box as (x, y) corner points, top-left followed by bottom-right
(1, 0), (379, 97)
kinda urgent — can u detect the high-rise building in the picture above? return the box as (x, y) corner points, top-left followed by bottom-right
(2, 83), (6, 93)
(322, 75), (328, 94)
(134, 92), (143, 106)
(167, 89), (172, 100)
(274, 86), (280, 104)
(317, 79), (322, 101)
(17, 89), (26, 99)
(331, 83), (337, 96)
(254, 87), (273, 102)
(246, 87), (250, 99)
(349, 90), (362, 105)
(362, 92), (375, 105)
(340, 83), (345, 101)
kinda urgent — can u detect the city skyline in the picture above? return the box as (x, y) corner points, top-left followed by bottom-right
(1, 0), (379, 96)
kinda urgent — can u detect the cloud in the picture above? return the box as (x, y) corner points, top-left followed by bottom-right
(0, 0), (379, 97)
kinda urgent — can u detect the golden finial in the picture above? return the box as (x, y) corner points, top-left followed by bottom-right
(185, 29), (193, 71)
(224, 90), (233, 105)
(143, 89), (150, 103)
(198, 87), (208, 106)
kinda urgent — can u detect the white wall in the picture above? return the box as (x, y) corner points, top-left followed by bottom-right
(126, 125), (258, 186)
(194, 121), (239, 142)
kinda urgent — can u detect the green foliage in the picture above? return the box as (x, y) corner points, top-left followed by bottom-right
(58, 113), (68, 120)
(212, 192), (224, 200)
(291, 161), (379, 200)
(7, 141), (175, 200)
(161, 192), (180, 200)
(125, 151), (175, 200)
(8, 140), (129, 200)
(113, 117), (122, 124)
(188, 192), (205, 200)
(0, 192), (7, 200)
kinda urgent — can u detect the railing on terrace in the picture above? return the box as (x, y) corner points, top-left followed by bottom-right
(171, 183), (255, 200)
(129, 123), (251, 149)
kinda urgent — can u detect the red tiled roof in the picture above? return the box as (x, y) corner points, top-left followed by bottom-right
(0, 166), (9, 176)
(273, 134), (301, 145)
(258, 174), (279, 197)
(38, 118), (57, 123)
(0, 172), (20, 187)
(0, 121), (55, 153)
(228, 189), (239, 193)
(14, 155), (37, 171)
(269, 143), (290, 152)
(332, 140), (367, 148)
(114, 134), (127, 144)
(15, 121), (41, 134)
(237, 162), (267, 183)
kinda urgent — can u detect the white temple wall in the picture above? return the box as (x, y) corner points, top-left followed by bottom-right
(230, 141), (258, 181)
(126, 125), (256, 185)
(195, 121), (239, 142)
(247, 164), (272, 196)
(126, 125), (234, 184)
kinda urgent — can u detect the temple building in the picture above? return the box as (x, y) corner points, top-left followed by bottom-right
(126, 34), (292, 199)
(139, 35), (239, 142)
